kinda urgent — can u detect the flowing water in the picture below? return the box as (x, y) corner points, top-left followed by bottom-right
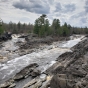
(0, 35), (85, 85)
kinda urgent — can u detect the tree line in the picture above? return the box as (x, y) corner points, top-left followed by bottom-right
(1, 21), (33, 34)
(0, 14), (88, 37)
(33, 14), (88, 37)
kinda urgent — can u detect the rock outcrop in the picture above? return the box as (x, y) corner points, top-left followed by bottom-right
(48, 38), (88, 88)
(13, 63), (40, 81)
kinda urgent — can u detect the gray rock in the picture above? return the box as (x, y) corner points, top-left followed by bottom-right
(30, 69), (41, 77)
(8, 83), (16, 88)
(31, 80), (42, 88)
(13, 63), (39, 81)
(70, 68), (87, 77)
(50, 74), (75, 88)
(13, 75), (24, 81)
(0, 82), (12, 88)
(23, 78), (37, 88)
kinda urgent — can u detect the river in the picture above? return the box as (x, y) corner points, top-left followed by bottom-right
(0, 35), (85, 87)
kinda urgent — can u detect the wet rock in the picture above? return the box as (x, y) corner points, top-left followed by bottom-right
(0, 55), (8, 62)
(8, 83), (16, 88)
(23, 78), (37, 88)
(0, 79), (15, 88)
(14, 63), (39, 81)
(41, 78), (46, 83)
(0, 82), (12, 88)
(30, 69), (41, 77)
(0, 55), (4, 59)
(13, 75), (24, 81)
(40, 75), (52, 88)
(0, 32), (12, 41)
(30, 80), (42, 88)
(18, 35), (28, 38)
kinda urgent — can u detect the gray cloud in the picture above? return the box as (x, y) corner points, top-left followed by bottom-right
(85, 0), (88, 13)
(13, 0), (50, 14)
(47, 0), (54, 4)
(55, 3), (76, 13)
(55, 3), (62, 12)
(80, 17), (87, 23)
(0, 0), (87, 27)
(0, 0), (9, 2)
(71, 12), (86, 19)
(64, 4), (76, 12)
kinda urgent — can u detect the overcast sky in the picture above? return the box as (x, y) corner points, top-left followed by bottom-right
(0, 0), (88, 27)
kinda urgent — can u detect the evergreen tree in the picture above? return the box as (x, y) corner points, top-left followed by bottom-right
(0, 25), (4, 34)
(33, 14), (50, 37)
(45, 19), (51, 35)
(62, 22), (70, 36)
(17, 21), (21, 29)
(0, 19), (4, 35)
(34, 19), (40, 35)
(52, 19), (60, 35)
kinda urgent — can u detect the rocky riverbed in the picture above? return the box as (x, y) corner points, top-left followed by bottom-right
(0, 34), (70, 63)
(0, 34), (86, 88)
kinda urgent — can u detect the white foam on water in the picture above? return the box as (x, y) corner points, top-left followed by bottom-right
(2, 75), (6, 79)
(61, 36), (84, 48)
(7, 70), (15, 75)
(0, 64), (8, 70)
(50, 61), (56, 66)
(12, 34), (21, 39)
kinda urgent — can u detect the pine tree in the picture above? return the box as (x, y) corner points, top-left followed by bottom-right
(33, 14), (50, 37)
(62, 22), (70, 36)
(0, 26), (4, 35)
(52, 19), (60, 35)
(0, 19), (4, 35)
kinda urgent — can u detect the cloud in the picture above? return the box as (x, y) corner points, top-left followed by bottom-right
(0, 0), (87, 27)
(80, 17), (87, 23)
(70, 12), (86, 19)
(13, 0), (50, 14)
(55, 3), (62, 12)
(0, 0), (9, 2)
(47, 0), (54, 4)
(64, 4), (76, 12)
(55, 3), (76, 13)
(85, 0), (88, 13)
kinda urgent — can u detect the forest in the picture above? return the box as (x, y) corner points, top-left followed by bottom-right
(0, 14), (88, 37)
